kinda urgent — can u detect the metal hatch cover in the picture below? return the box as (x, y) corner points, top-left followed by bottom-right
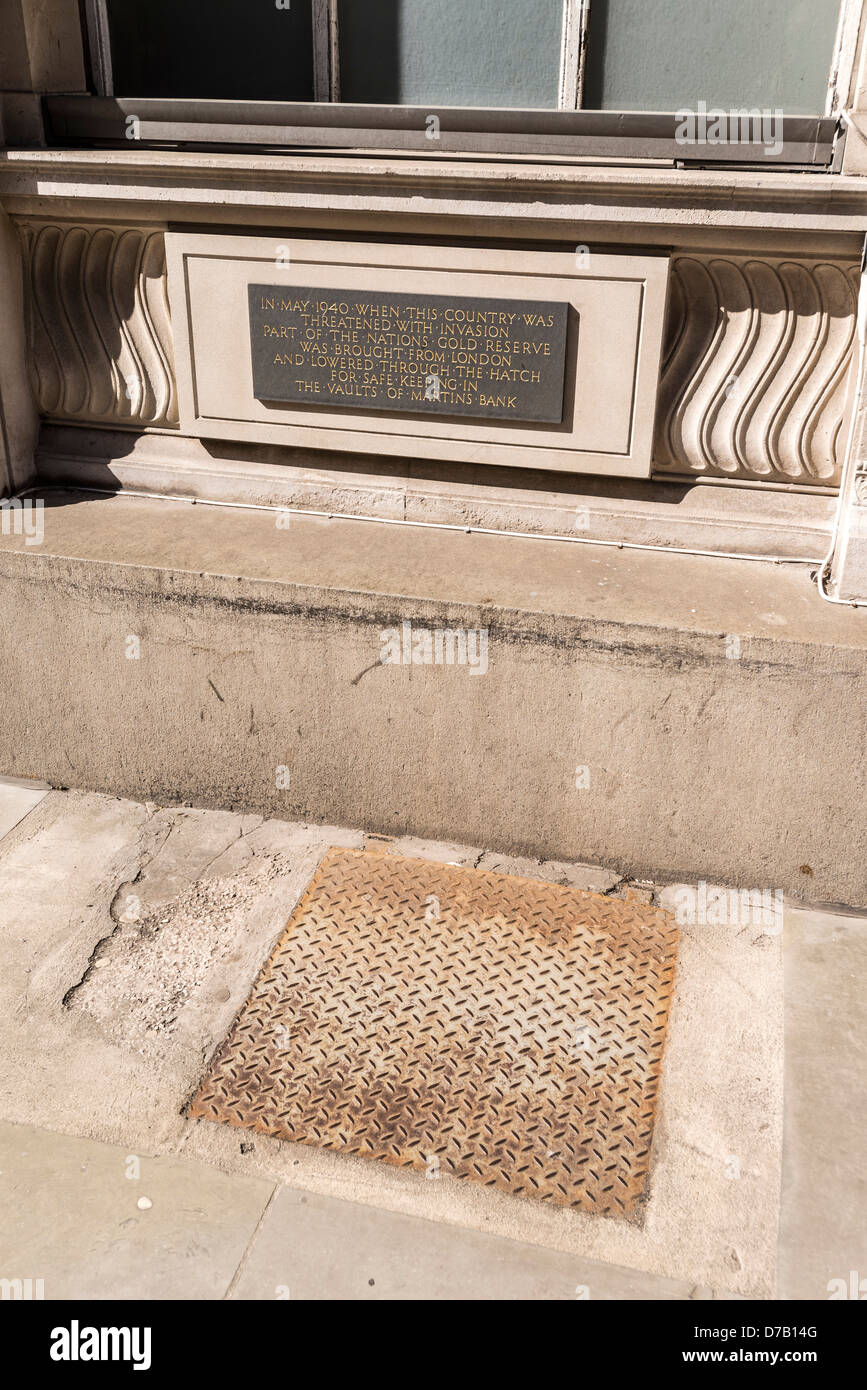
(190, 848), (679, 1217)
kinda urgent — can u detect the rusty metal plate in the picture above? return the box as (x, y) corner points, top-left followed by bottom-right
(191, 849), (679, 1217)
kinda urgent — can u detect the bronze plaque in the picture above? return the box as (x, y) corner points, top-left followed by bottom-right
(190, 848), (679, 1216)
(248, 284), (569, 422)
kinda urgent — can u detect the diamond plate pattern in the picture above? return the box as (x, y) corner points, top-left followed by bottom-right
(190, 848), (679, 1217)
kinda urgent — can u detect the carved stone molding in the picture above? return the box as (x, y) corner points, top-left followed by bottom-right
(0, 208), (38, 496)
(12, 225), (860, 491)
(654, 255), (859, 486)
(17, 221), (178, 428)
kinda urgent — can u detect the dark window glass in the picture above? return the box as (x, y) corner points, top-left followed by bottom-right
(337, 0), (564, 107)
(583, 0), (839, 114)
(105, 0), (314, 101)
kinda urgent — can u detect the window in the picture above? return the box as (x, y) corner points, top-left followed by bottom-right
(582, 0), (843, 114)
(93, 0), (316, 101)
(63, 0), (854, 167)
(336, 0), (565, 108)
(89, 0), (853, 113)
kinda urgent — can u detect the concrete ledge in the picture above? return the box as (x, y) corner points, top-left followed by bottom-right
(0, 490), (864, 905)
(3, 150), (867, 250)
(36, 426), (836, 560)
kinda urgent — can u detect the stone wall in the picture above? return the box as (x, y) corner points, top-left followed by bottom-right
(13, 217), (861, 491)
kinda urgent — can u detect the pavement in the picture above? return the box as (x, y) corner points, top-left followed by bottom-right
(0, 779), (864, 1301)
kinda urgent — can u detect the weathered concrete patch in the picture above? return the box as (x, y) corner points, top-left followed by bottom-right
(66, 857), (299, 1050)
(0, 791), (362, 1145)
(474, 849), (622, 894)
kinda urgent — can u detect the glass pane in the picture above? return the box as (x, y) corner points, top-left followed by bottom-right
(105, 0), (314, 100)
(583, 0), (840, 113)
(337, 0), (564, 107)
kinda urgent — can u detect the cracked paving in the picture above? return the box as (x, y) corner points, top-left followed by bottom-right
(0, 788), (784, 1296)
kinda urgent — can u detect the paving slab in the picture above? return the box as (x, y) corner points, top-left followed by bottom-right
(778, 905), (867, 1300)
(0, 1119), (274, 1300)
(0, 775), (49, 842)
(230, 1184), (713, 1301)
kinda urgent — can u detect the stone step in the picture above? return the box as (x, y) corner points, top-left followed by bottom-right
(0, 487), (864, 905)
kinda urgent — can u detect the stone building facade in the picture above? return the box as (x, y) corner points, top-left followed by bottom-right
(0, 1), (865, 901)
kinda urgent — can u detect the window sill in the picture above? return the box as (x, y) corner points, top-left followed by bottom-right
(41, 97), (838, 166)
(1, 145), (866, 245)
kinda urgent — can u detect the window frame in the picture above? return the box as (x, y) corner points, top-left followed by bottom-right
(827, 0), (864, 115)
(83, 0), (113, 98)
(72, 0), (854, 170)
(85, 0), (585, 109)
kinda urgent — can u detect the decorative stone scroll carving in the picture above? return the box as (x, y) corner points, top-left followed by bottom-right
(654, 255), (859, 487)
(17, 221), (178, 428)
(13, 225), (860, 491)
